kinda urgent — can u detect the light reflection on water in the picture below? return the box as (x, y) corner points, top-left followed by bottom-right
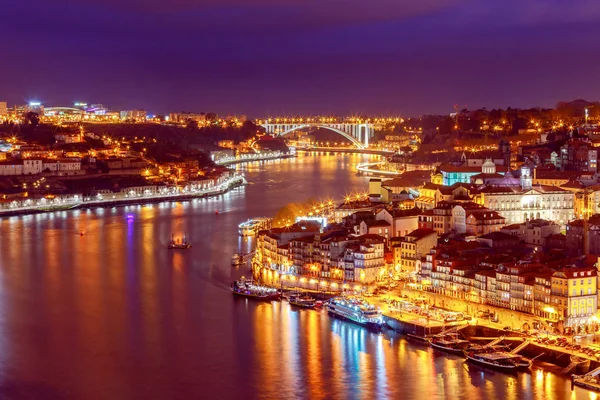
(0, 154), (594, 399)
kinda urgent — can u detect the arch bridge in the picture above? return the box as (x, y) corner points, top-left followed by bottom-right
(259, 122), (374, 148)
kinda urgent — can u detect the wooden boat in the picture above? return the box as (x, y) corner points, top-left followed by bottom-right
(430, 333), (470, 355)
(465, 351), (532, 372)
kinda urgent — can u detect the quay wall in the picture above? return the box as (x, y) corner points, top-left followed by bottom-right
(0, 176), (245, 218)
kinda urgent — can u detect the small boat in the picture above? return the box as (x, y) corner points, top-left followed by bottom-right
(288, 292), (317, 309)
(464, 351), (532, 372)
(231, 254), (240, 266)
(168, 233), (192, 249)
(326, 296), (383, 331)
(231, 277), (280, 301)
(430, 333), (470, 355)
(406, 333), (430, 343)
(573, 367), (600, 392)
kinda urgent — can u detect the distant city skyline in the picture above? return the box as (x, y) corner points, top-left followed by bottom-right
(3, 0), (600, 116)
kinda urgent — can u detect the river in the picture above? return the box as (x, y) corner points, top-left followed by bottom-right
(0, 153), (591, 399)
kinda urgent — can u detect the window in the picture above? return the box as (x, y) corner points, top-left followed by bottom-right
(581, 280), (584, 285)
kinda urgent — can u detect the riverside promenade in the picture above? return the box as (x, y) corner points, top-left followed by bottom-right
(215, 151), (294, 166)
(0, 174), (246, 217)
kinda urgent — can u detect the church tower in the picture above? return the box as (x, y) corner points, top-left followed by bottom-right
(498, 139), (511, 167)
(520, 165), (532, 190)
(482, 158), (496, 174)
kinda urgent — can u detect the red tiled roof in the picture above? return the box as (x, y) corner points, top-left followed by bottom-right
(406, 228), (436, 239)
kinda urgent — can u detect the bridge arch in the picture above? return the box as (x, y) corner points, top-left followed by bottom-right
(269, 124), (365, 149)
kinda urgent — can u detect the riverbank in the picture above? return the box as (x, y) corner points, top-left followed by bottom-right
(215, 152), (295, 165)
(0, 174), (246, 218)
(298, 147), (393, 156)
(356, 161), (400, 177)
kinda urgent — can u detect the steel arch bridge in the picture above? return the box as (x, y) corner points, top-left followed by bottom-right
(259, 123), (374, 148)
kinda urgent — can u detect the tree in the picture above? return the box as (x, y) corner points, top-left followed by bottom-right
(24, 112), (40, 127)
(186, 119), (198, 130)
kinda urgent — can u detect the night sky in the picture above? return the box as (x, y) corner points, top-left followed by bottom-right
(2, 0), (599, 117)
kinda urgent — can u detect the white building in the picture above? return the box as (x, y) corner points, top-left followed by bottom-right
(375, 207), (420, 237)
(42, 158), (82, 174)
(474, 185), (574, 227)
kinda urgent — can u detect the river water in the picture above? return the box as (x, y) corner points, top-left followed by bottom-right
(0, 153), (591, 399)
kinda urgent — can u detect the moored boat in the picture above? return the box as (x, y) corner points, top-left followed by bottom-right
(231, 277), (280, 301)
(289, 292), (317, 309)
(430, 333), (470, 355)
(465, 351), (532, 372)
(406, 333), (430, 343)
(573, 367), (600, 392)
(326, 296), (383, 330)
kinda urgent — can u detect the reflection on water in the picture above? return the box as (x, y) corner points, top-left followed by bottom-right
(0, 154), (593, 399)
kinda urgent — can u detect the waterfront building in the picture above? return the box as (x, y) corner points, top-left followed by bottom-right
(340, 236), (386, 284)
(254, 222), (388, 290)
(551, 267), (598, 329)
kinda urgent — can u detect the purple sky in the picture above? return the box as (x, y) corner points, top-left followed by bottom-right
(1, 0), (599, 117)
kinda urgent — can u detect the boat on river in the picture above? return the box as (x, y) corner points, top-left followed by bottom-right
(231, 277), (280, 301)
(430, 333), (470, 355)
(326, 296), (383, 330)
(238, 218), (272, 236)
(573, 366), (600, 392)
(464, 350), (532, 372)
(288, 292), (317, 309)
(168, 233), (191, 249)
